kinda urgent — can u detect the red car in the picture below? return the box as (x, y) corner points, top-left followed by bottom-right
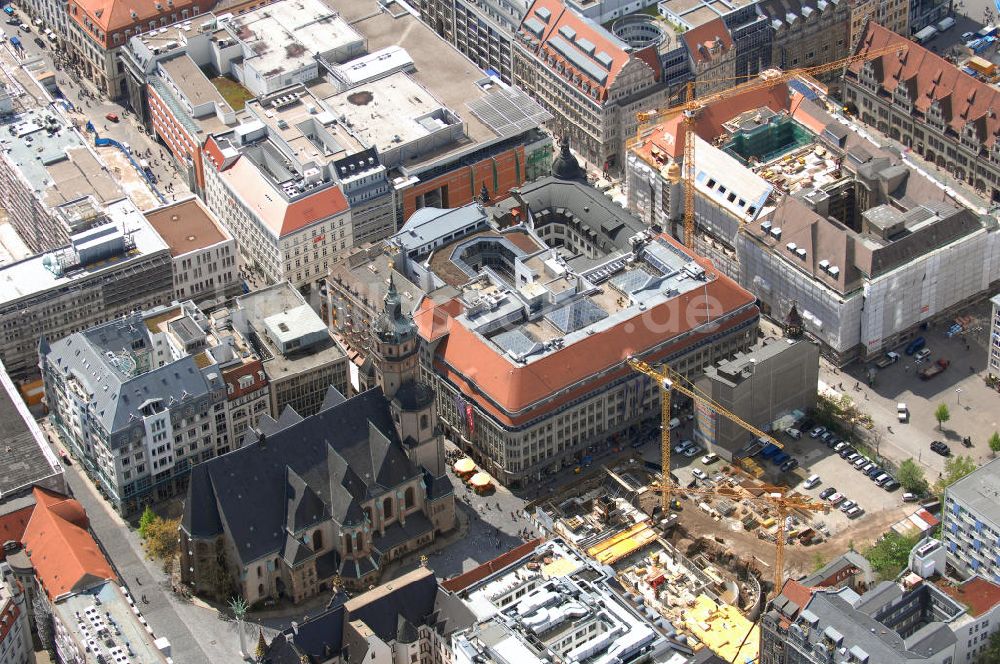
(105, 112), (119, 122)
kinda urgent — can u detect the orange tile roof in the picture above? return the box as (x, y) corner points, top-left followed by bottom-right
(634, 82), (793, 162)
(0, 506), (33, 560)
(441, 538), (544, 592)
(21, 488), (115, 600)
(518, 0), (634, 100)
(206, 140), (350, 237)
(682, 17), (735, 65)
(423, 235), (758, 426)
(70, 0), (212, 43)
(779, 579), (816, 615)
(935, 576), (1000, 617)
(851, 22), (1000, 147)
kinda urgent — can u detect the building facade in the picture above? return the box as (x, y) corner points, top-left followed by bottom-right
(41, 301), (270, 516)
(331, 161), (759, 487)
(513, 0), (669, 173)
(144, 197), (241, 306)
(990, 294), (1000, 376)
(849, 0), (909, 49)
(64, 0), (213, 99)
(844, 22), (1000, 203)
(0, 578), (30, 664)
(943, 458), (1000, 582)
(232, 283), (348, 418)
(0, 200), (173, 381)
(180, 287), (453, 601)
(695, 339), (819, 458)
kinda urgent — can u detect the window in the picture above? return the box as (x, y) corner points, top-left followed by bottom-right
(383, 496), (393, 519)
(405, 486), (415, 509)
(312, 530), (323, 551)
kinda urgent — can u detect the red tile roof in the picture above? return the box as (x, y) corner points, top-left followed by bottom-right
(70, 0), (212, 46)
(682, 18), (735, 65)
(21, 488), (115, 600)
(634, 82), (794, 161)
(851, 22), (1000, 147)
(779, 579), (816, 615)
(441, 538), (544, 592)
(518, 0), (637, 100)
(935, 576), (1000, 617)
(223, 359), (267, 401)
(422, 234), (758, 427)
(0, 505), (34, 560)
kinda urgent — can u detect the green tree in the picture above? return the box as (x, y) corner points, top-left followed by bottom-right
(897, 459), (928, 494)
(934, 403), (951, 431)
(144, 517), (180, 561)
(989, 431), (1000, 458)
(138, 505), (156, 539)
(935, 455), (978, 498)
(864, 531), (922, 581)
(978, 630), (1000, 664)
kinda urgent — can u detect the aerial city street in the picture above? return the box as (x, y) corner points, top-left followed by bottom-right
(2, 0), (1000, 662)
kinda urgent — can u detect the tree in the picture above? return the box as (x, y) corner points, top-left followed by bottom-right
(978, 630), (1000, 664)
(935, 455), (978, 498)
(934, 403), (951, 431)
(865, 531), (922, 581)
(897, 459), (928, 495)
(144, 516), (180, 561)
(990, 431), (1000, 458)
(138, 505), (156, 539)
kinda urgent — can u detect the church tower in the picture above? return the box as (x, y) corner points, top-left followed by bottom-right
(371, 277), (445, 475)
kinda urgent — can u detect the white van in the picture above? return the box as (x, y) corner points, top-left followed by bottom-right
(804, 474), (821, 489)
(669, 417), (681, 430)
(897, 403), (909, 423)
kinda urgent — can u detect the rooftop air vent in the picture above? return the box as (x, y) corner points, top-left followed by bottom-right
(828, 266), (840, 277)
(786, 242), (797, 252)
(795, 247), (807, 259)
(761, 220), (772, 232)
(770, 227), (782, 239)
(818, 259), (830, 270)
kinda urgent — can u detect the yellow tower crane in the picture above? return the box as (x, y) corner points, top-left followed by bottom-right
(626, 356), (828, 596)
(631, 43), (909, 247)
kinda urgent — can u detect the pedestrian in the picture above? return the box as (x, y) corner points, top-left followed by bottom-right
(135, 576), (141, 586)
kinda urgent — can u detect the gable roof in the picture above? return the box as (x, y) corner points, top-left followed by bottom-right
(851, 22), (1000, 147)
(182, 387), (422, 566)
(518, 0), (635, 99)
(71, 0), (210, 41)
(682, 17), (735, 65)
(0, 502), (34, 560)
(21, 488), (115, 600)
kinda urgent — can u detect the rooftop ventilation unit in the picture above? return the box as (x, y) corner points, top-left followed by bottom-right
(818, 259), (830, 270)
(786, 242), (797, 252)
(770, 227), (782, 239)
(795, 247), (807, 259)
(760, 220), (772, 232)
(828, 266), (840, 277)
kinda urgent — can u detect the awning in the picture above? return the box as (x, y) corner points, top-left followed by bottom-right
(470, 472), (492, 488)
(453, 458), (475, 474)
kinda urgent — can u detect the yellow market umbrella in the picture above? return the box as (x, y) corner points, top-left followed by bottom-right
(454, 458), (476, 474)
(470, 472), (492, 488)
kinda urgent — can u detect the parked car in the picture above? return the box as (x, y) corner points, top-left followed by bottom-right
(902, 492), (920, 502)
(840, 500), (857, 512)
(691, 468), (708, 481)
(804, 474), (821, 489)
(674, 440), (693, 454)
(799, 419), (815, 432)
(772, 452), (791, 465)
(828, 493), (846, 506)
(861, 462), (876, 474)
(683, 445), (701, 458)
(809, 426), (827, 439)
(915, 348), (932, 362)
(820, 431), (835, 444)
(780, 458), (800, 472)
(897, 403), (909, 423)
(883, 480), (900, 491)
(819, 487), (837, 500)
(702, 453), (719, 465)
(826, 437), (841, 449)
(873, 473), (889, 484)
(852, 457), (869, 469)
(876, 475), (894, 487)
(867, 466), (884, 478)
(105, 112), (119, 122)
(905, 337), (926, 355)
(930, 440), (951, 456)
(786, 428), (802, 440)
(833, 441), (849, 452)
(846, 506), (865, 518)
(919, 359), (950, 380)
(963, 30), (976, 41)
(33, 35), (44, 48)
(845, 452), (860, 463)
(839, 447), (856, 459)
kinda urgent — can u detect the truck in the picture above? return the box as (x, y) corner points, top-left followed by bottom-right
(875, 351), (900, 368)
(919, 358), (950, 380)
(915, 25), (938, 43)
(937, 16), (956, 32)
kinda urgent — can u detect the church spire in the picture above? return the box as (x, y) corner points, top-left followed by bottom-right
(373, 274), (415, 345)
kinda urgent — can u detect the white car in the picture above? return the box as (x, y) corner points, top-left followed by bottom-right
(691, 468), (708, 481)
(804, 474), (821, 489)
(786, 428), (802, 440)
(702, 453), (720, 465)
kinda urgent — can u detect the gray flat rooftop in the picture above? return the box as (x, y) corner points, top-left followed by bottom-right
(947, 457), (1000, 521)
(0, 361), (62, 500)
(329, 0), (505, 145)
(659, 0), (757, 27)
(0, 200), (169, 307)
(159, 55), (229, 109)
(0, 110), (124, 210)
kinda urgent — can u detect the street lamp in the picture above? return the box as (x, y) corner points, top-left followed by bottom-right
(956, 388), (963, 406)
